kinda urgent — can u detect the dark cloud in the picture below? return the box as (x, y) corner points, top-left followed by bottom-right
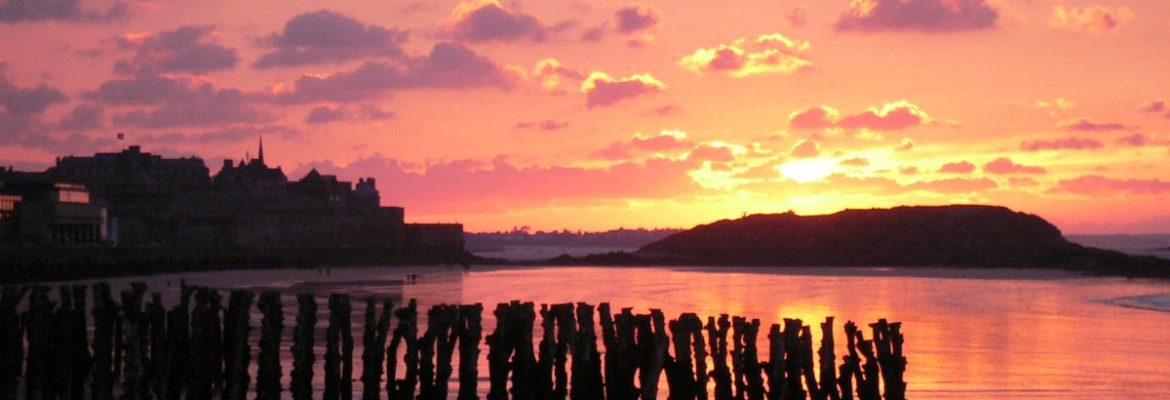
(447, 0), (551, 42)
(58, 104), (103, 131)
(278, 42), (518, 103)
(644, 104), (682, 117)
(1020, 136), (1104, 151)
(111, 88), (273, 128)
(1140, 100), (1165, 114)
(514, 120), (569, 131)
(305, 106), (347, 124)
(591, 131), (691, 160)
(1058, 118), (1133, 132)
(254, 10), (409, 69)
(983, 157), (1046, 175)
(113, 25), (238, 75)
(0, 80), (67, 115)
(614, 5), (659, 34)
(579, 22), (606, 42)
(0, 0), (127, 23)
(835, 0), (998, 33)
(581, 71), (664, 109)
(85, 74), (205, 105)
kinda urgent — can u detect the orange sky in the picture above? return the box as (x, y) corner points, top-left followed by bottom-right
(1, 0), (1168, 233)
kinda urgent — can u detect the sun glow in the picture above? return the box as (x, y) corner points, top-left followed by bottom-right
(778, 158), (835, 183)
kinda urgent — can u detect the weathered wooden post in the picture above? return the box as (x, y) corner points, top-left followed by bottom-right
(781, 319), (804, 400)
(570, 303), (603, 400)
(870, 320), (905, 400)
(389, 299), (418, 400)
(551, 303), (574, 400)
(0, 286), (27, 400)
(92, 283), (118, 400)
(818, 317), (840, 400)
(838, 322), (860, 400)
(799, 325), (823, 400)
(850, 325), (879, 400)
(600, 305), (638, 400)
(764, 324), (784, 400)
(164, 283), (193, 400)
(257, 291), (283, 400)
(324, 293), (354, 400)
(291, 293), (317, 400)
(145, 292), (166, 400)
(417, 305), (438, 400)
(485, 302), (512, 400)
(433, 305), (459, 400)
(222, 290), (254, 400)
(741, 318), (765, 400)
(537, 304), (557, 400)
(188, 288), (216, 400)
(636, 310), (668, 400)
(23, 285), (52, 400)
(510, 302), (537, 400)
(456, 303), (483, 400)
(665, 313), (701, 400)
(361, 298), (393, 400)
(120, 283), (149, 400)
(707, 315), (732, 400)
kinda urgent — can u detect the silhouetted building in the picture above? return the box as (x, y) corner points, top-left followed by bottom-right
(3, 139), (443, 250)
(0, 170), (106, 244)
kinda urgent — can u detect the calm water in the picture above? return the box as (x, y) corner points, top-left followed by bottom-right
(61, 265), (1170, 399)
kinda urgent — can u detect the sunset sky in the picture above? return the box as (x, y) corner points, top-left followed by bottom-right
(1, 0), (1168, 233)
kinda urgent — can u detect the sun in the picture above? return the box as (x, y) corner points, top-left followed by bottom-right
(777, 158), (835, 183)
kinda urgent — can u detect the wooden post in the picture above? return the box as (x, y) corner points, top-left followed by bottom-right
(207, 289), (224, 394)
(637, 310), (668, 400)
(732, 317), (747, 400)
(799, 325), (823, 400)
(691, 315), (708, 400)
(818, 317), (840, 400)
(837, 322), (859, 400)
(435, 305), (459, 400)
(257, 291), (283, 400)
(869, 320), (905, 400)
(780, 319), (803, 400)
(164, 283), (193, 400)
(188, 288), (215, 400)
(361, 298), (393, 400)
(485, 303), (512, 400)
(569, 303), (603, 400)
(764, 324), (784, 400)
(145, 292), (166, 400)
(537, 304), (556, 400)
(707, 315), (732, 400)
(390, 299), (418, 400)
(91, 283), (117, 400)
(850, 326), (879, 400)
(551, 303), (574, 400)
(665, 313), (698, 400)
(222, 290), (254, 400)
(510, 302), (537, 400)
(23, 286), (52, 400)
(741, 318), (765, 400)
(325, 293), (353, 400)
(0, 286), (28, 400)
(120, 283), (148, 400)
(456, 304), (483, 400)
(291, 293), (317, 400)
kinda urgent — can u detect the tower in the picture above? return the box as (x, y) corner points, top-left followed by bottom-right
(258, 135), (265, 164)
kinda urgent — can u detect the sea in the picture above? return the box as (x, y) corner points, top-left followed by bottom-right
(23, 234), (1170, 399)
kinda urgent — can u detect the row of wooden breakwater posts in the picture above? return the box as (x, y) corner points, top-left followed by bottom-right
(0, 282), (907, 400)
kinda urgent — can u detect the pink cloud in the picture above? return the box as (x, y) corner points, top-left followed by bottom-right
(1058, 118), (1132, 132)
(907, 177), (997, 194)
(514, 120), (569, 131)
(688, 144), (736, 163)
(788, 101), (930, 130)
(580, 71), (665, 109)
(789, 139), (820, 158)
(983, 157), (1047, 175)
(1050, 5), (1134, 34)
(835, 0), (998, 33)
(113, 25), (238, 75)
(1019, 137), (1103, 151)
(1140, 100), (1165, 114)
(446, 0), (551, 42)
(939, 161), (975, 174)
(679, 33), (812, 78)
(291, 154), (702, 214)
(0, 0), (128, 23)
(1009, 177), (1039, 187)
(1051, 175), (1170, 196)
(1116, 133), (1169, 147)
(614, 5), (660, 34)
(590, 130), (691, 160)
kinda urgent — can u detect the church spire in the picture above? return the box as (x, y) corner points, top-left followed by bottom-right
(258, 135), (265, 164)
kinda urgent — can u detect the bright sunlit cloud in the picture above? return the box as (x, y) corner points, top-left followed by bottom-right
(778, 158), (837, 183)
